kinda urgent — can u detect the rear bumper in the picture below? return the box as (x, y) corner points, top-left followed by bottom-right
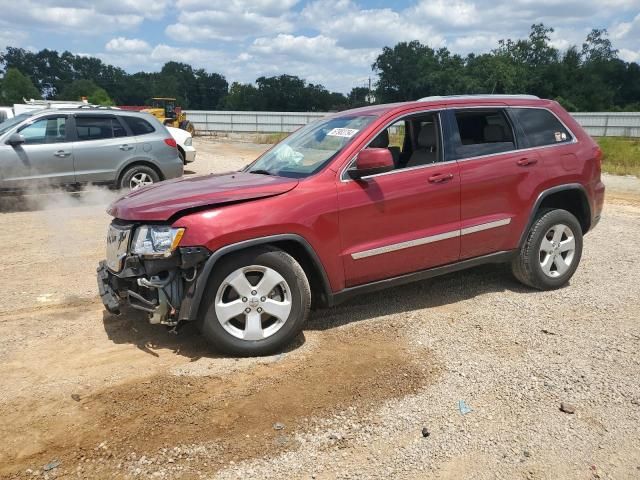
(160, 158), (184, 180)
(183, 147), (196, 163)
(590, 180), (605, 231)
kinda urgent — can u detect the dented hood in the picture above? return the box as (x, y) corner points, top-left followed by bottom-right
(108, 172), (299, 221)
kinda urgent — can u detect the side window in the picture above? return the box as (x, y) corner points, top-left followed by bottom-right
(510, 108), (572, 147)
(113, 118), (127, 138)
(19, 116), (67, 145)
(361, 113), (441, 172)
(75, 116), (116, 141)
(452, 109), (515, 159)
(123, 116), (156, 136)
(0, 111), (6, 122)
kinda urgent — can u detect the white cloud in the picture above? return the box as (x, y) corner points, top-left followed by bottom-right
(175, 0), (299, 15)
(105, 37), (151, 53)
(0, 1), (169, 34)
(301, 0), (445, 49)
(0, 25), (29, 51)
(409, 0), (479, 27)
(166, 0), (297, 42)
(619, 48), (640, 63)
(611, 13), (640, 40)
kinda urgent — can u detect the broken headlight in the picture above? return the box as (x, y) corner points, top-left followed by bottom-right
(131, 225), (185, 257)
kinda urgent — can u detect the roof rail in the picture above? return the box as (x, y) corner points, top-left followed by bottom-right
(75, 105), (119, 110)
(418, 94), (540, 101)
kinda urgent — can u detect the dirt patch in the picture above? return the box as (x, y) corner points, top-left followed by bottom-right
(0, 329), (438, 478)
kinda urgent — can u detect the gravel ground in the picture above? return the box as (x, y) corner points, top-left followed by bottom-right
(0, 138), (638, 479)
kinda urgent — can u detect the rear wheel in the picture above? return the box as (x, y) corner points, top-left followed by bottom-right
(511, 209), (583, 290)
(200, 247), (311, 356)
(119, 165), (160, 190)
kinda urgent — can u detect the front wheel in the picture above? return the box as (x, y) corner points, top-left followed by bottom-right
(200, 247), (311, 356)
(511, 209), (583, 290)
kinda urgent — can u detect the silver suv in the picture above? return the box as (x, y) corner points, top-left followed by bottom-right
(0, 109), (183, 191)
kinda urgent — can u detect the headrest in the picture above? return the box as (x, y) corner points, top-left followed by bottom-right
(484, 124), (504, 142)
(418, 125), (436, 148)
(369, 129), (389, 148)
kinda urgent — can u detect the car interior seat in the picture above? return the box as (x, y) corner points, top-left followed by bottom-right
(406, 124), (438, 167)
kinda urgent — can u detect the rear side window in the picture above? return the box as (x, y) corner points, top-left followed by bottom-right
(510, 108), (572, 147)
(0, 111), (6, 122)
(75, 116), (123, 141)
(452, 109), (515, 159)
(123, 116), (155, 136)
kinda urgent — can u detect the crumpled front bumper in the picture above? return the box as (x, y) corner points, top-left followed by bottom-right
(97, 260), (123, 314)
(97, 246), (211, 324)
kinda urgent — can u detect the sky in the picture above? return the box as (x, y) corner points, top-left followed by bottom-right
(1, 0), (639, 93)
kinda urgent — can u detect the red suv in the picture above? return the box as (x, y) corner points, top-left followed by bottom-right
(98, 95), (605, 355)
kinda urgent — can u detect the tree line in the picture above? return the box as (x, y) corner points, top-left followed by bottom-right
(1, 24), (639, 112)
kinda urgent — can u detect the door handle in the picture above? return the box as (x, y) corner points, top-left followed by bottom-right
(428, 173), (454, 183)
(517, 157), (538, 166)
(119, 144), (134, 151)
(54, 150), (70, 158)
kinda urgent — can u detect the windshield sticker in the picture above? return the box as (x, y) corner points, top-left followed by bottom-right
(327, 128), (359, 138)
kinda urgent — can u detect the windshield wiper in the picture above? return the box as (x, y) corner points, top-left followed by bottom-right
(249, 169), (273, 176)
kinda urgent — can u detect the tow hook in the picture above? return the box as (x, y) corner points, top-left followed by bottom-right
(167, 322), (186, 335)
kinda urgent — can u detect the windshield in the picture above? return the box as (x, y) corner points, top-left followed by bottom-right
(0, 112), (35, 136)
(246, 115), (375, 178)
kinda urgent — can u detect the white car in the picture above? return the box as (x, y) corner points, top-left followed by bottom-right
(166, 126), (196, 164)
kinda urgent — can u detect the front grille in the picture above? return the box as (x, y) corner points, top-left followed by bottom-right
(106, 224), (131, 272)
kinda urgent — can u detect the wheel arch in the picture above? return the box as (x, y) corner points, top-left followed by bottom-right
(182, 234), (332, 322)
(519, 184), (591, 248)
(177, 145), (186, 163)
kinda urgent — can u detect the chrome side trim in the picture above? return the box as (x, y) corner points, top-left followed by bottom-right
(461, 217), (511, 235)
(351, 230), (459, 259)
(350, 217), (511, 259)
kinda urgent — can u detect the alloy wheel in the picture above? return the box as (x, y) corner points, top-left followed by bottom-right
(129, 172), (154, 189)
(539, 223), (576, 278)
(215, 265), (292, 341)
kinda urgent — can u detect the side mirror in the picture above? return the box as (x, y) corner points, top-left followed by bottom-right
(7, 133), (25, 146)
(348, 148), (394, 179)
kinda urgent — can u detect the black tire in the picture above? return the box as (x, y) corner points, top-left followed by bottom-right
(178, 148), (186, 164)
(119, 165), (160, 190)
(511, 209), (583, 290)
(200, 247), (311, 356)
(179, 120), (196, 135)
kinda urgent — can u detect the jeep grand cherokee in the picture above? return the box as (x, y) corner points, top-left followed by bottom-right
(98, 95), (605, 356)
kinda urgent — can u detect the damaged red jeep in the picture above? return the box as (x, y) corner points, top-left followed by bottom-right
(98, 95), (605, 356)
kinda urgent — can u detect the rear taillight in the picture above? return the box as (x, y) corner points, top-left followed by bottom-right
(164, 138), (177, 148)
(593, 145), (603, 171)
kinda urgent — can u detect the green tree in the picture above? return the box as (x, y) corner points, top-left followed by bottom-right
(0, 68), (40, 104)
(59, 79), (114, 105)
(348, 86), (371, 107)
(223, 82), (263, 110)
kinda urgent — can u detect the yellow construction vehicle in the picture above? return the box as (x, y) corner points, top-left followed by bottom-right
(142, 97), (195, 135)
